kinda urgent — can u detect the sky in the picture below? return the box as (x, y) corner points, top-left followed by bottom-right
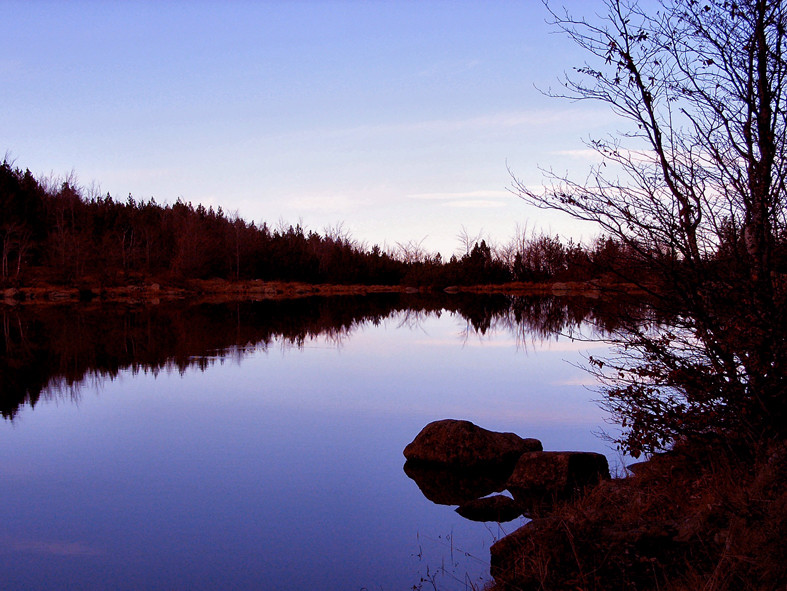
(1, 1), (620, 258)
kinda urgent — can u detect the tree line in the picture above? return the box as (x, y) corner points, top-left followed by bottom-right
(1, 159), (649, 289)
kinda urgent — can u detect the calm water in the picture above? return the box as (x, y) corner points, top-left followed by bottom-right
(0, 296), (621, 590)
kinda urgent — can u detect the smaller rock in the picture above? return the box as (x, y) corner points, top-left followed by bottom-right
(506, 451), (610, 513)
(456, 494), (523, 523)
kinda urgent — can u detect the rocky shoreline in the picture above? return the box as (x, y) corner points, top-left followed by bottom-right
(404, 419), (787, 590)
(0, 278), (647, 306)
(0, 279), (404, 305)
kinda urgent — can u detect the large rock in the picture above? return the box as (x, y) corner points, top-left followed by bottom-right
(403, 419), (542, 467)
(506, 451), (610, 512)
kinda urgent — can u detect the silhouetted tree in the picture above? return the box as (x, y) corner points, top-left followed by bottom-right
(0, 164), (43, 280)
(512, 0), (787, 454)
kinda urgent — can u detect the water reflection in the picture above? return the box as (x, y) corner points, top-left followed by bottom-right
(1, 293), (634, 420)
(0, 293), (636, 590)
(403, 460), (512, 506)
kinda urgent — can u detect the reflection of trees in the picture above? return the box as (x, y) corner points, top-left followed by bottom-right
(461, 293), (643, 348)
(1, 296), (399, 418)
(1, 294), (635, 419)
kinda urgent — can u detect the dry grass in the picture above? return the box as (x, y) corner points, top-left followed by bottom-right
(489, 436), (787, 590)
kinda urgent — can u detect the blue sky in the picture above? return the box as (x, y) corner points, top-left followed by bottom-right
(2, 1), (616, 257)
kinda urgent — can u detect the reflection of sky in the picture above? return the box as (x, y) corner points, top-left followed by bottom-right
(0, 311), (621, 590)
(232, 312), (612, 432)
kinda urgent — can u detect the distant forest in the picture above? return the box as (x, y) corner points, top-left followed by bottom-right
(0, 159), (635, 288)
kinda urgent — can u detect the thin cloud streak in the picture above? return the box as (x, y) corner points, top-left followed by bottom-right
(443, 199), (507, 209)
(408, 189), (510, 201)
(550, 148), (606, 162)
(265, 108), (610, 144)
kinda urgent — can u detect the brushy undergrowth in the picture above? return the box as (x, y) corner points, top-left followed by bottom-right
(489, 436), (787, 591)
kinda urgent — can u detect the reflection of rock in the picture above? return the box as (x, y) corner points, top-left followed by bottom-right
(403, 419), (542, 467)
(506, 451), (610, 513)
(456, 494), (523, 523)
(403, 460), (511, 505)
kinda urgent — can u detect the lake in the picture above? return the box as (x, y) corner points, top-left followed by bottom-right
(0, 294), (624, 590)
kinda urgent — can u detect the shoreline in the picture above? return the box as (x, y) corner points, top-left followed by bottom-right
(487, 435), (787, 590)
(0, 278), (647, 306)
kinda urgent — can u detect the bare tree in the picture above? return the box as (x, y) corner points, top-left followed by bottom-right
(323, 221), (355, 247)
(496, 223), (531, 271)
(456, 225), (484, 258)
(512, 0), (787, 454)
(396, 237), (430, 264)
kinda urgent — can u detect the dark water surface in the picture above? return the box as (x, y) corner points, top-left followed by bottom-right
(0, 295), (622, 590)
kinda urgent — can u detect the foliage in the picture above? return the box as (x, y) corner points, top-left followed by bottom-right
(512, 0), (787, 454)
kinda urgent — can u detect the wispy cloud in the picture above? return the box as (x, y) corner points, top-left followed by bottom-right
(388, 110), (582, 135)
(272, 108), (608, 144)
(407, 190), (510, 210)
(443, 199), (507, 209)
(408, 189), (510, 201)
(284, 191), (368, 213)
(550, 148), (605, 161)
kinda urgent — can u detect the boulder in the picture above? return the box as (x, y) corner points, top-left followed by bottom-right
(456, 494), (523, 523)
(506, 451), (610, 512)
(403, 419), (542, 467)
